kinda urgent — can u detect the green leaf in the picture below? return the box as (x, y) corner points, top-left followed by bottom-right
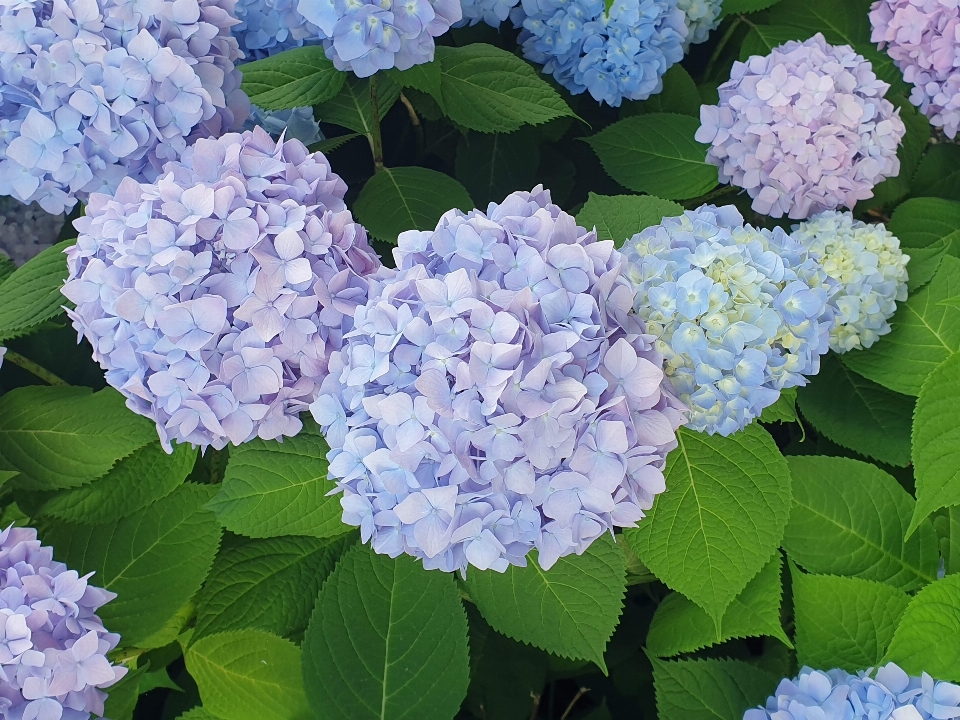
(308, 133), (362, 155)
(302, 545), (470, 720)
(434, 44), (574, 133)
(843, 255), (960, 396)
(575, 193), (684, 246)
(739, 25), (806, 61)
(912, 144), (960, 201)
(906, 237), (954, 292)
(646, 555), (791, 658)
(194, 535), (350, 641)
(388, 61), (443, 107)
(101, 664), (147, 720)
(792, 567), (910, 672)
(186, 630), (310, 720)
(584, 114), (719, 200)
(44, 483), (222, 647)
(725, 0), (783, 11)
(175, 709), (222, 720)
(239, 47), (344, 111)
(910, 352), (960, 537)
(455, 132), (539, 207)
(889, 197), (960, 248)
(208, 434), (348, 540)
(622, 65), (701, 117)
(315, 75), (400, 135)
(32, 441), (196, 524)
(652, 657), (774, 720)
(626, 425), (792, 622)
(464, 533), (626, 673)
(796, 354), (914, 467)
(782, 456), (939, 591)
(0, 240), (72, 342)
(866, 96), (931, 208)
(353, 166), (474, 244)
(0, 386), (156, 490)
(0, 255), (16, 284)
(760, 387), (798, 424)
(884, 574), (960, 681)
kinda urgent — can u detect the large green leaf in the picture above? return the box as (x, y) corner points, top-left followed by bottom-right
(843, 255), (960, 396)
(0, 386), (156, 490)
(889, 197), (960, 248)
(239, 47), (344, 111)
(760, 387), (798, 425)
(434, 44), (574, 133)
(0, 239), (72, 341)
(584, 114), (719, 200)
(646, 555), (790, 657)
(626, 425), (792, 622)
(388, 61), (443, 105)
(724, 0), (783, 13)
(739, 25), (807, 61)
(455, 132), (540, 208)
(302, 545), (470, 720)
(910, 353), (960, 537)
(907, 237), (954, 292)
(796, 354), (913, 467)
(353, 166), (474, 244)
(187, 630), (310, 720)
(33, 441), (196, 524)
(575, 193), (683, 246)
(912, 144), (960, 201)
(884, 574), (960, 681)
(315, 75), (400, 135)
(653, 657), (774, 720)
(622, 65), (701, 118)
(464, 533), (626, 673)
(194, 535), (350, 641)
(44, 483), (222, 647)
(792, 568), (910, 671)
(783, 456), (939, 591)
(208, 434), (347, 540)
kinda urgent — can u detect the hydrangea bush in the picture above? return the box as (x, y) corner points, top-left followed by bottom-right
(0, 0), (957, 718)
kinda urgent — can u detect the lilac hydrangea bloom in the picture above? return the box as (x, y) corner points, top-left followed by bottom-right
(232, 0), (320, 57)
(0, 197), (63, 266)
(622, 204), (835, 435)
(870, 0), (960, 138)
(746, 663), (960, 720)
(62, 128), (381, 451)
(677, 0), (722, 48)
(296, 0), (460, 77)
(511, 0), (688, 107)
(792, 211), (909, 353)
(696, 33), (906, 219)
(458, 0), (518, 28)
(0, 0), (250, 216)
(0, 525), (126, 720)
(310, 186), (686, 574)
(245, 106), (323, 146)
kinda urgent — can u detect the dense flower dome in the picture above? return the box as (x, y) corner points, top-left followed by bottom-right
(231, 0), (319, 57)
(61, 128), (381, 451)
(511, 0), (688, 107)
(870, 0), (960, 138)
(677, 0), (722, 48)
(792, 211), (909, 353)
(0, 197), (63, 266)
(310, 186), (686, 574)
(296, 0), (461, 77)
(696, 33), (906, 219)
(622, 204), (835, 435)
(0, 525), (127, 720)
(746, 663), (960, 720)
(0, 0), (250, 216)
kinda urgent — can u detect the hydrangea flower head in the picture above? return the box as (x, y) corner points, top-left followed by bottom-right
(511, 0), (688, 107)
(696, 33), (906, 219)
(62, 128), (381, 451)
(0, 525), (127, 720)
(296, 0), (461, 77)
(232, 0), (320, 57)
(246, 106), (323, 146)
(310, 186), (686, 574)
(746, 663), (960, 720)
(0, 197), (63, 266)
(870, 0), (960, 138)
(0, 0), (250, 215)
(622, 204), (835, 435)
(457, 0), (517, 28)
(792, 211), (909, 353)
(677, 0), (722, 48)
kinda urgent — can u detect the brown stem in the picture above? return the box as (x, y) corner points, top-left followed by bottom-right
(369, 75), (385, 172)
(560, 687), (590, 720)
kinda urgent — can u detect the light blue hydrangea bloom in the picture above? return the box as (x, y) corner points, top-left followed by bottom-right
(791, 211), (909, 353)
(310, 186), (686, 574)
(746, 663), (960, 720)
(622, 204), (835, 435)
(511, 0), (688, 107)
(232, 0), (321, 57)
(296, 0), (461, 77)
(246, 106), (324, 146)
(458, 0), (518, 27)
(0, 0), (250, 215)
(677, 0), (722, 48)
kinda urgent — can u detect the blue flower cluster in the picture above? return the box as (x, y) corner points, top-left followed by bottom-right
(310, 186), (686, 574)
(677, 0), (721, 48)
(622, 204), (835, 435)
(791, 211), (910, 353)
(0, 0), (249, 215)
(296, 0), (461, 77)
(458, 0), (518, 28)
(245, 106), (323, 146)
(232, 0), (319, 57)
(511, 0), (688, 107)
(746, 663), (960, 720)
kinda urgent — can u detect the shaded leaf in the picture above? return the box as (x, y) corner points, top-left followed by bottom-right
(912, 144), (960, 201)
(653, 657), (774, 720)
(0, 240), (72, 342)
(315, 75), (400, 135)
(455, 132), (539, 207)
